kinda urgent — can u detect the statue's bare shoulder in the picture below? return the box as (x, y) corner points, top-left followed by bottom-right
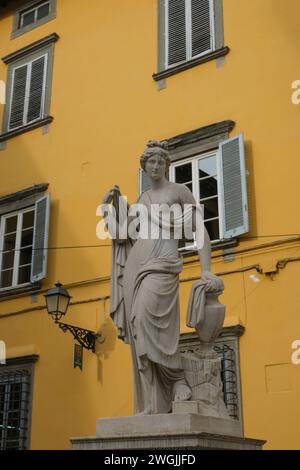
(174, 182), (197, 205)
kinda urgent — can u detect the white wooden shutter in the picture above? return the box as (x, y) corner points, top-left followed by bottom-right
(139, 169), (151, 195)
(167, 0), (187, 67)
(191, 0), (213, 58)
(31, 193), (50, 283)
(219, 134), (249, 239)
(9, 64), (28, 130)
(27, 55), (47, 123)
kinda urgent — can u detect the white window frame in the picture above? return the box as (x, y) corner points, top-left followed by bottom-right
(19, 1), (51, 28)
(0, 207), (35, 292)
(7, 53), (48, 132)
(165, 0), (216, 69)
(169, 149), (223, 248)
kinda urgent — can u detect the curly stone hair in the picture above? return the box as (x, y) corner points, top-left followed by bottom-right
(140, 140), (171, 174)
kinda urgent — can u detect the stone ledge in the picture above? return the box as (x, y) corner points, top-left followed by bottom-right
(95, 413), (241, 439)
(71, 433), (265, 451)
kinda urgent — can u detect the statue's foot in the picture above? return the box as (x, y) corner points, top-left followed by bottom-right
(173, 381), (192, 402)
(135, 406), (152, 415)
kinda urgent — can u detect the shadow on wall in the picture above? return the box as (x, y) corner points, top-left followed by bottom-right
(244, 139), (258, 239)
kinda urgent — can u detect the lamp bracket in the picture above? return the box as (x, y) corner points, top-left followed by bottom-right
(55, 320), (100, 352)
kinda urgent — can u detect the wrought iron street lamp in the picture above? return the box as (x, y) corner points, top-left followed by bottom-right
(45, 282), (101, 352)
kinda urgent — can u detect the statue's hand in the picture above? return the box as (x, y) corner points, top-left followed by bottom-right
(102, 185), (120, 205)
(201, 271), (224, 293)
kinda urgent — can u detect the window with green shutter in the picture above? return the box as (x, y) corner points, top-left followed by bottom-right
(169, 134), (248, 247)
(8, 55), (47, 131)
(0, 193), (50, 291)
(156, 0), (227, 79)
(139, 127), (249, 250)
(1, 34), (58, 139)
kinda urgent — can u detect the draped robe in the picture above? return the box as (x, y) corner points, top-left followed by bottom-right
(108, 191), (203, 413)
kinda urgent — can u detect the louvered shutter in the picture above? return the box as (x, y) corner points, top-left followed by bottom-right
(167, 0), (187, 66)
(191, 0), (213, 57)
(139, 169), (151, 194)
(31, 194), (50, 283)
(9, 65), (28, 130)
(219, 134), (249, 239)
(27, 55), (47, 123)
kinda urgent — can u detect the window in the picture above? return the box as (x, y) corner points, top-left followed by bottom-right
(155, 0), (227, 79)
(1, 34), (58, 139)
(139, 126), (249, 249)
(167, 0), (215, 67)
(0, 193), (50, 292)
(12, 0), (56, 39)
(20, 1), (50, 28)
(0, 358), (37, 450)
(170, 150), (220, 241)
(8, 54), (48, 131)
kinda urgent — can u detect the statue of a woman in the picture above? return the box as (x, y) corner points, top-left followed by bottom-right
(102, 140), (219, 415)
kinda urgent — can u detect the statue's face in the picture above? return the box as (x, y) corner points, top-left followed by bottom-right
(145, 153), (167, 181)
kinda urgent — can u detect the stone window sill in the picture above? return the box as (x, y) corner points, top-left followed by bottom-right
(0, 116), (53, 144)
(0, 283), (41, 301)
(181, 238), (238, 259)
(153, 46), (230, 82)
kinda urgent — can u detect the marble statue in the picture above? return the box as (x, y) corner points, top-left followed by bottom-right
(102, 140), (224, 416)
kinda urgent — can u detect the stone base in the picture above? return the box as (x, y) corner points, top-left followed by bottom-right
(71, 414), (266, 450)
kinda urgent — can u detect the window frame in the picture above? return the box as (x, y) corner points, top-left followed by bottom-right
(19, 1), (51, 29)
(11, 0), (57, 39)
(0, 206), (35, 292)
(169, 149), (223, 247)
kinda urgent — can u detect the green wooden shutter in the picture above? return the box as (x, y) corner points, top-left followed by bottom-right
(9, 64), (28, 130)
(27, 55), (47, 123)
(191, 0), (213, 58)
(167, 0), (187, 66)
(218, 134), (249, 238)
(30, 194), (50, 283)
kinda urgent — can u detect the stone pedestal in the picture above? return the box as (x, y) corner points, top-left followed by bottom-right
(71, 414), (266, 450)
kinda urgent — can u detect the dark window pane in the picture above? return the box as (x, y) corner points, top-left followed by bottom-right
(19, 248), (32, 266)
(198, 156), (217, 179)
(22, 211), (34, 230)
(185, 182), (193, 193)
(37, 2), (50, 20)
(175, 163), (192, 184)
(18, 265), (31, 284)
(3, 233), (16, 253)
(203, 197), (219, 220)
(5, 216), (17, 234)
(0, 385), (5, 412)
(205, 219), (220, 241)
(21, 10), (35, 27)
(2, 251), (15, 270)
(21, 229), (33, 248)
(1, 269), (13, 288)
(199, 176), (218, 199)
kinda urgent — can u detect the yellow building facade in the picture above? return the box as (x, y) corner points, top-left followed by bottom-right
(0, 0), (299, 450)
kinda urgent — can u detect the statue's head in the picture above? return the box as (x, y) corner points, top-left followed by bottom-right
(140, 140), (171, 178)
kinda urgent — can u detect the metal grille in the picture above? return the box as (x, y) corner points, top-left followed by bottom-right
(214, 343), (239, 420)
(179, 339), (240, 420)
(0, 369), (31, 450)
